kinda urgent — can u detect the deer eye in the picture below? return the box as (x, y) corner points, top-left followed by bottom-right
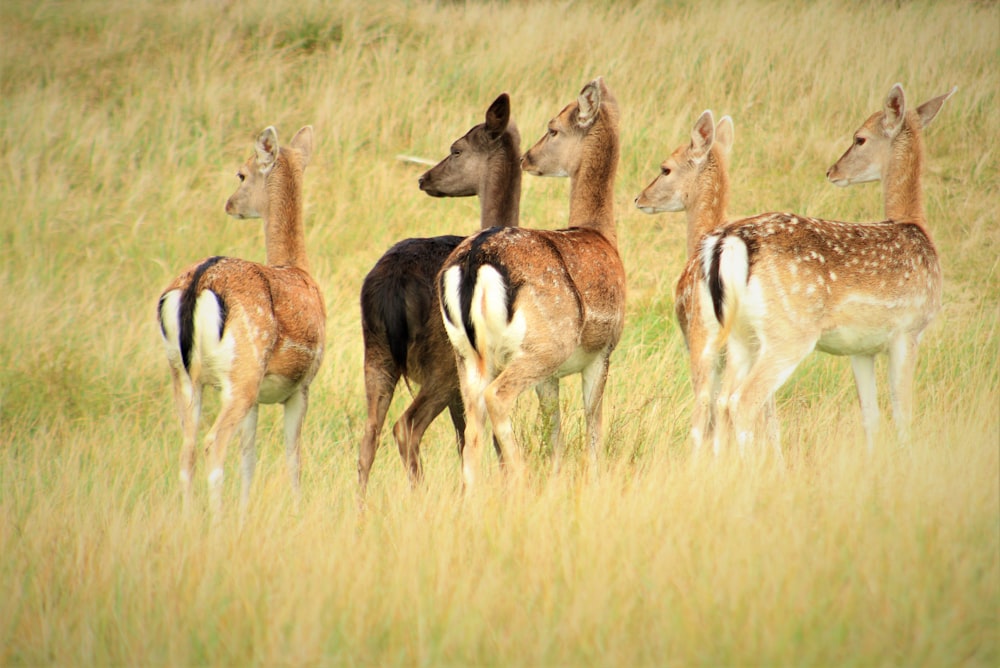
(548, 128), (558, 138)
(451, 148), (461, 157)
(237, 172), (245, 182)
(661, 167), (671, 177)
(854, 136), (866, 147)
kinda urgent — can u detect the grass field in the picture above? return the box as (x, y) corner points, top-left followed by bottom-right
(2, 0), (998, 665)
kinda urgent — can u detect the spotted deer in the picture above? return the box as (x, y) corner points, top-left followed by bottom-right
(357, 93), (532, 494)
(703, 83), (955, 453)
(439, 76), (625, 489)
(157, 125), (325, 517)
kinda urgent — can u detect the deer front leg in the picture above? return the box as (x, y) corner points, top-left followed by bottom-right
(850, 354), (880, 452)
(581, 355), (610, 472)
(283, 387), (308, 511)
(888, 334), (917, 446)
(534, 377), (563, 472)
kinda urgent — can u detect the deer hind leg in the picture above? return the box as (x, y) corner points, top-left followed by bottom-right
(172, 369), (202, 513)
(888, 333), (917, 446)
(393, 383), (452, 486)
(358, 357), (400, 495)
(689, 328), (722, 457)
(850, 354), (880, 452)
(481, 360), (557, 482)
(729, 337), (815, 458)
(204, 386), (259, 520)
(457, 356), (491, 491)
(762, 395), (781, 454)
(283, 387), (308, 510)
(713, 334), (753, 457)
(534, 377), (564, 472)
(238, 404), (259, 519)
(686, 313), (710, 454)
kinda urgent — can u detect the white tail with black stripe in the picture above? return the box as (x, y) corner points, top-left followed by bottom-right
(157, 125), (325, 518)
(637, 110), (753, 454)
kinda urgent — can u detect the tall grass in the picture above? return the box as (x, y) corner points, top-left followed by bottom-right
(1, 0), (997, 664)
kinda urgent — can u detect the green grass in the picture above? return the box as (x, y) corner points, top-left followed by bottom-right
(2, 0), (998, 665)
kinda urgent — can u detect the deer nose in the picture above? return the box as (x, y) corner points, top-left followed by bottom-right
(825, 166), (834, 178)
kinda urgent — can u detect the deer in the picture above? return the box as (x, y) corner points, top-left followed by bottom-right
(439, 76), (625, 490)
(157, 125), (325, 518)
(635, 111), (779, 456)
(635, 110), (746, 454)
(358, 93), (558, 495)
(701, 83), (955, 454)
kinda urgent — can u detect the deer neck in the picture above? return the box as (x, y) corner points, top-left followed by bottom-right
(263, 162), (310, 271)
(568, 123), (619, 246)
(686, 157), (729, 257)
(883, 121), (926, 227)
(479, 152), (521, 229)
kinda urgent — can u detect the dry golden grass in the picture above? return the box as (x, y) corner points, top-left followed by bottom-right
(1, 0), (997, 664)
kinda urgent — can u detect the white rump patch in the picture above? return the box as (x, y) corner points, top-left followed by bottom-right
(159, 289), (184, 366)
(194, 292), (236, 384)
(717, 236), (749, 302)
(471, 265), (527, 371)
(440, 265), (475, 359)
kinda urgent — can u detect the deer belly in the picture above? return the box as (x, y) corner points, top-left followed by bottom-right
(257, 373), (299, 404)
(816, 325), (889, 356)
(554, 347), (602, 377)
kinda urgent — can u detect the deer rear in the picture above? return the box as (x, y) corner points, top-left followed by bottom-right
(157, 125), (325, 519)
(357, 93), (522, 495)
(439, 77), (625, 489)
(702, 83), (953, 453)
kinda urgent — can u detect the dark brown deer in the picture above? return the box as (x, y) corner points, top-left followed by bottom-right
(703, 83), (954, 453)
(439, 77), (625, 489)
(358, 93), (531, 494)
(157, 125), (325, 518)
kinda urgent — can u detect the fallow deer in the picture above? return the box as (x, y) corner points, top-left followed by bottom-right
(439, 77), (625, 489)
(157, 125), (325, 517)
(702, 83), (955, 452)
(358, 93), (536, 494)
(636, 111), (738, 453)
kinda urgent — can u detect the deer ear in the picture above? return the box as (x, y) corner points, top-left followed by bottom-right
(882, 84), (906, 136)
(689, 110), (715, 161)
(714, 115), (735, 158)
(915, 86), (956, 129)
(255, 126), (279, 171)
(576, 77), (603, 129)
(485, 93), (511, 141)
(289, 126), (314, 168)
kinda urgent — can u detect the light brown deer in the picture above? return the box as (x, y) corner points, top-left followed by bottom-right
(702, 83), (954, 452)
(157, 125), (325, 517)
(635, 110), (739, 453)
(358, 93), (541, 494)
(439, 76), (625, 489)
